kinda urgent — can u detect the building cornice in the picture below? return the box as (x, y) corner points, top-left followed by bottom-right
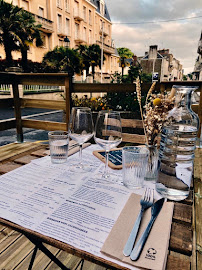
(84, 0), (97, 9)
(95, 11), (112, 24)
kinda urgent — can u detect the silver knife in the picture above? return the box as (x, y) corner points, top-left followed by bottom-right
(130, 198), (165, 261)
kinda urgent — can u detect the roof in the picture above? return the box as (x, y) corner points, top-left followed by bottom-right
(90, 0), (111, 21)
(142, 52), (164, 60)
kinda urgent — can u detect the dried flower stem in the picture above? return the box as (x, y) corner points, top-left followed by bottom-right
(146, 82), (156, 103)
(136, 77), (149, 145)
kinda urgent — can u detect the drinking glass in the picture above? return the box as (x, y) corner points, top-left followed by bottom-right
(48, 131), (68, 164)
(122, 146), (149, 189)
(68, 107), (94, 172)
(94, 111), (122, 182)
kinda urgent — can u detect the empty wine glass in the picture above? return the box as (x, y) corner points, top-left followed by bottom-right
(68, 107), (94, 172)
(94, 111), (122, 182)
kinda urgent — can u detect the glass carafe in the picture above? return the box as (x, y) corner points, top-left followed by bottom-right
(156, 85), (199, 201)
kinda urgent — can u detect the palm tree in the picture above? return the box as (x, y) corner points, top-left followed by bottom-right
(42, 46), (83, 76)
(77, 44), (104, 81)
(117, 47), (134, 78)
(77, 44), (91, 76)
(16, 10), (43, 71)
(0, 0), (21, 66)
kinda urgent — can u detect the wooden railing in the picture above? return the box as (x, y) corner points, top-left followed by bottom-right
(0, 72), (201, 143)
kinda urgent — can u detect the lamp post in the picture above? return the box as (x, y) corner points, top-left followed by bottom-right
(101, 21), (104, 84)
(64, 36), (70, 48)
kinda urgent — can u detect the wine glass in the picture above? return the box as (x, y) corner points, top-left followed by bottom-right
(94, 111), (122, 182)
(68, 107), (94, 172)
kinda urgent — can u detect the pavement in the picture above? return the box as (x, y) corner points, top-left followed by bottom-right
(0, 107), (64, 146)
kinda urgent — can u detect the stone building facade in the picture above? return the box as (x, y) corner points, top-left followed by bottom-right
(140, 45), (183, 81)
(193, 32), (202, 81)
(1, 0), (119, 81)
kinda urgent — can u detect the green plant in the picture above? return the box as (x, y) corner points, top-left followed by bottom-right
(42, 46), (83, 75)
(0, 0), (21, 65)
(16, 9), (43, 71)
(72, 94), (109, 111)
(76, 44), (105, 80)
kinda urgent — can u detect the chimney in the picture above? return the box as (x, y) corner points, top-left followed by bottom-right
(149, 45), (158, 59)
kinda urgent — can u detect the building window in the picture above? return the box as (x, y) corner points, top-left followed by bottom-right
(57, 14), (62, 32)
(38, 7), (44, 17)
(75, 23), (79, 39)
(100, 2), (104, 16)
(21, 0), (29, 10)
(65, 18), (70, 35)
(83, 27), (87, 42)
(83, 6), (87, 22)
(65, 0), (70, 12)
(89, 29), (92, 44)
(59, 39), (63, 46)
(40, 34), (46, 47)
(89, 10), (92, 25)
(57, 0), (62, 9)
(74, 1), (79, 17)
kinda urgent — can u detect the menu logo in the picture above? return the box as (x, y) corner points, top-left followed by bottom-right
(145, 248), (157, 260)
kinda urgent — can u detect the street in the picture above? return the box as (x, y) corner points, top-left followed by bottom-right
(0, 107), (63, 146)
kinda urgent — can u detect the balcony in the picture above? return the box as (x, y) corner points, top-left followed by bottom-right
(99, 26), (109, 36)
(74, 34), (85, 44)
(96, 41), (115, 54)
(34, 14), (54, 33)
(57, 29), (66, 38)
(74, 9), (84, 22)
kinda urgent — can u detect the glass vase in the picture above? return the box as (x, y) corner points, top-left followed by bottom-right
(156, 85), (199, 201)
(144, 144), (158, 181)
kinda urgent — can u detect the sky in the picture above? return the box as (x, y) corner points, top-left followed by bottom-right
(104, 0), (202, 75)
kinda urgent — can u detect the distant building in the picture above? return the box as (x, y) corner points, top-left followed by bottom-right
(140, 45), (183, 81)
(0, 0), (119, 81)
(193, 31), (202, 81)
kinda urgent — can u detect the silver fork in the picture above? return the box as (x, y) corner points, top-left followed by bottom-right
(123, 188), (154, 256)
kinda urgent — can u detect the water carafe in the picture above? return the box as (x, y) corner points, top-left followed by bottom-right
(156, 85), (199, 201)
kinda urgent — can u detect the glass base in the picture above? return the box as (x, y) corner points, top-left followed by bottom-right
(95, 172), (121, 184)
(68, 162), (94, 173)
(156, 183), (189, 201)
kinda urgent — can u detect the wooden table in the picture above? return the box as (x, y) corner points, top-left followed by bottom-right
(0, 142), (201, 270)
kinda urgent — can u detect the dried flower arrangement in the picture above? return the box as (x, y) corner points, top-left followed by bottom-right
(136, 77), (175, 145)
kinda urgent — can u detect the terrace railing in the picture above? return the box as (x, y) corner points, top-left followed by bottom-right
(0, 72), (201, 144)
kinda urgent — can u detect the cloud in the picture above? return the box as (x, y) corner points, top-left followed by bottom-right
(105, 0), (202, 74)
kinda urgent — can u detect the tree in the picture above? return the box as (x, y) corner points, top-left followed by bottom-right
(16, 10), (43, 71)
(128, 65), (141, 83)
(77, 44), (105, 80)
(77, 44), (90, 76)
(141, 73), (152, 83)
(0, 0), (21, 66)
(42, 46), (83, 76)
(117, 47), (134, 78)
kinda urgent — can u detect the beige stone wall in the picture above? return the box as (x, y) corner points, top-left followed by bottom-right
(0, 0), (120, 80)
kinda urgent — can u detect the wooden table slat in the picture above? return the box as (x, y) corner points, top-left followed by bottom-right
(170, 223), (192, 256)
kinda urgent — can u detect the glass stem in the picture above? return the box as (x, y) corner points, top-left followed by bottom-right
(104, 150), (109, 177)
(79, 144), (83, 167)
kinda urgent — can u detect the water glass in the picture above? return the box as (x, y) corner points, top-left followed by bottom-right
(48, 131), (68, 164)
(122, 146), (149, 189)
